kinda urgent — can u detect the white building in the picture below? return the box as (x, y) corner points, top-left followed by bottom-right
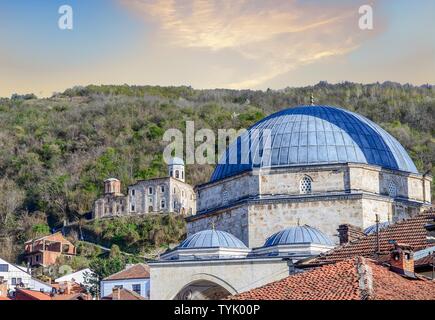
(150, 227), (334, 300)
(55, 268), (93, 285)
(0, 257), (53, 294)
(100, 263), (150, 299)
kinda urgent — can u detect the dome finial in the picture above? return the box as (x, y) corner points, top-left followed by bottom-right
(310, 93), (315, 106)
(210, 220), (216, 230)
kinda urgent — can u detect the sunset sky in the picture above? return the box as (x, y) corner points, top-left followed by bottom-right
(0, 0), (434, 97)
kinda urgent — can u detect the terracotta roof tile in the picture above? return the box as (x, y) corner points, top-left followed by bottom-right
(103, 263), (150, 281)
(16, 289), (52, 300)
(102, 288), (146, 300)
(310, 211), (435, 264)
(229, 257), (435, 300)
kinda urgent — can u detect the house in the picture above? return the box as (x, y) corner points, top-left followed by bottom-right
(0, 257), (53, 294)
(55, 268), (93, 286)
(229, 245), (435, 300)
(24, 232), (76, 267)
(101, 287), (146, 300)
(100, 263), (150, 299)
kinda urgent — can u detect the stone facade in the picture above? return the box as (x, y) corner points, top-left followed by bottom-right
(128, 177), (196, 216)
(92, 160), (196, 219)
(188, 163), (431, 247)
(149, 258), (291, 300)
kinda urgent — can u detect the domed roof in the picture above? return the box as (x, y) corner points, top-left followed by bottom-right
(211, 105), (418, 182)
(178, 230), (247, 249)
(168, 157), (184, 166)
(364, 221), (392, 235)
(263, 225), (334, 247)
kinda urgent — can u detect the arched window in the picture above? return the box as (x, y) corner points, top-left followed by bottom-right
(176, 170), (180, 179)
(300, 176), (312, 194)
(388, 181), (397, 198)
(161, 199), (166, 209)
(182, 171), (184, 180)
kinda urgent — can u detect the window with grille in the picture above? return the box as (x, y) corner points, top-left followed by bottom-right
(388, 181), (397, 198)
(300, 176), (312, 194)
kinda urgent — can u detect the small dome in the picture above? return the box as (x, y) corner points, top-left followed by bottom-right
(264, 225), (334, 247)
(179, 230), (247, 249)
(364, 221), (392, 235)
(168, 157), (185, 166)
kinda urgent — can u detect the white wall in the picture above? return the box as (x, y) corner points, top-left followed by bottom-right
(100, 278), (150, 299)
(0, 257), (52, 293)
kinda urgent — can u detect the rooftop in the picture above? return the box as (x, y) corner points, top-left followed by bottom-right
(178, 229), (247, 249)
(103, 263), (150, 281)
(308, 210), (435, 264)
(263, 225), (334, 247)
(229, 256), (435, 300)
(102, 288), (146, 300)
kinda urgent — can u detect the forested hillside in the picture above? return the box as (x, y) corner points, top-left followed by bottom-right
(0, 82), (433, 262)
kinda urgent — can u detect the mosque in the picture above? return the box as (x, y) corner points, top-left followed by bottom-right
(149, 102), (432, 300)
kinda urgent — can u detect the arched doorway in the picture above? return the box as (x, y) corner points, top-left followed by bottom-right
(174, 280), (232, 300)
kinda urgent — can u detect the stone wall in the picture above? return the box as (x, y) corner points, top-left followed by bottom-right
(187, 206), (249, 244)
(247, 196), (364, 247)
(197, 173), (258, 212)
(260, 165), (348, 195)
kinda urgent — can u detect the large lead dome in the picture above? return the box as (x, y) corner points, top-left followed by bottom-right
(211, 105), (418, 182)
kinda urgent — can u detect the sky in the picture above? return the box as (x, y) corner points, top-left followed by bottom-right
(0, 0), (434, 97)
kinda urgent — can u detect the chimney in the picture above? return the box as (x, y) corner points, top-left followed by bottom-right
(337, 224), (365, 245)
(112, 287), (121, 300)
(389, 242), (415, 277)
(0, 280), (8, 298)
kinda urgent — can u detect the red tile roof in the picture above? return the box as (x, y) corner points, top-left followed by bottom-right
(415, 254), (435, 268)
(309, 211), (435, 264)
(15, 289), (52, 300)
(102, 288), (146, 300)
(229, 257), (435, 300)
(0, 297), (11, 300)
(103, 264), (150, 281)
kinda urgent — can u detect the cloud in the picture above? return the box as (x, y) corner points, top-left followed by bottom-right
(119, 0), (377, 88)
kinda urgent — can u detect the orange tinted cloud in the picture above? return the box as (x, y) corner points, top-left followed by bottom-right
(119, 0), (376, 88)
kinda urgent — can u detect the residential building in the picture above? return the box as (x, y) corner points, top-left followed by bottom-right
(0, 257), (53, 293)
(55, 268), (93, 286)
(100, 263), (150, 299)
(24, 232), (76, 267)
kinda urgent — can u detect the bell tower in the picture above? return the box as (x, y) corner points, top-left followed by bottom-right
(168, 157), (185, 182)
